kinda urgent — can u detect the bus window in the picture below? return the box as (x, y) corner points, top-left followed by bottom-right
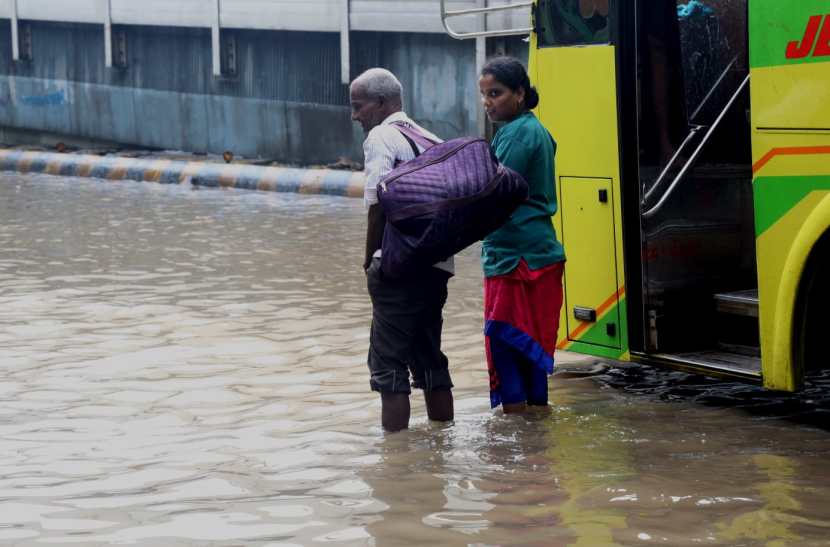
(537, 0), (611, 47)
(676, 0), (748, 125)
(638, 0), (748, 183)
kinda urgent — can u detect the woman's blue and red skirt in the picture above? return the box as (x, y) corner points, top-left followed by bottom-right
(484, 260), (564, 408)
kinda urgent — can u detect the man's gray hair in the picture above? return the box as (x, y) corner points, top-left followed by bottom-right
(351, 68), (403, 101)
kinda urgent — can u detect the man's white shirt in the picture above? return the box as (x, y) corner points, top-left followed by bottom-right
(362, 111), (454, 274)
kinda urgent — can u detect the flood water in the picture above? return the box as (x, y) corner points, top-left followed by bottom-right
(2, 174), (830, 546)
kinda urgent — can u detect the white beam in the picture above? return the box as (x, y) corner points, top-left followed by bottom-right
(475, 1), (487, 136)
(111, 0), (214, 29)
(103, 0), (113, 67)
(212, 0), (221, 76)
(216, 0), (340, 32)
(11, 0), (18, 61)
(18, 0), (101, 24)
(340, 0), (350, 85)
(0, 1), (525, 35)
(476, 36), (486, 136)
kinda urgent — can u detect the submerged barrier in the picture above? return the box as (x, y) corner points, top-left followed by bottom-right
(0, 149), (365, 198)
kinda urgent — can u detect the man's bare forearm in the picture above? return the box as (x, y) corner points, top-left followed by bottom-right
(364, 204), (385, 271)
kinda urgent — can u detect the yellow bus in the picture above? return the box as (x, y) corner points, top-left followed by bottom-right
(441, 0), (830, 391)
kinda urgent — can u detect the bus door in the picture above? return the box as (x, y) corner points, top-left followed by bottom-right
(635, 0), (758, 379)
(534, 0), (629, 359)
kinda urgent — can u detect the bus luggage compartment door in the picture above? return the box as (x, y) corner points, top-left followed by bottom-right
(561, 176), (620, 349)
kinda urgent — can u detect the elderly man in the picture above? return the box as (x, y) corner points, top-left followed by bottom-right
(349, 67), (454, 432)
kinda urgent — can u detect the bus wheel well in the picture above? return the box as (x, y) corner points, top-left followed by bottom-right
(794, 229), (830, 375)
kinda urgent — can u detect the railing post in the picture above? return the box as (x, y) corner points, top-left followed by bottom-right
(103, 0), (113, 68)
(11, 0), (19, 61)
(212, 0), (221, 76)
(475, 1), (487, 136)
(340, 0), (350, 84)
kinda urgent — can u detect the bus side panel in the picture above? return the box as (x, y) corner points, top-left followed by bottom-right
(531, 44), (629, 361)
(750, 0), (830, 390)
(755, 190), (830, 390)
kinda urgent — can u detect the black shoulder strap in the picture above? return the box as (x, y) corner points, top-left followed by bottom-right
(398, 130), (421, 158)
(391, 121), (440, 158)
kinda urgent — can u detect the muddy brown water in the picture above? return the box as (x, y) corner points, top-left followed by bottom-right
(2, 174), (830, 546)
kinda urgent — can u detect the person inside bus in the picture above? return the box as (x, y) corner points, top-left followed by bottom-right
(349, 68), (455, 432)
(477, 57), (566, 413)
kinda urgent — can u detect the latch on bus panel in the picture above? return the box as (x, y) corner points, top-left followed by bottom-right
(574, 306), (597, 322)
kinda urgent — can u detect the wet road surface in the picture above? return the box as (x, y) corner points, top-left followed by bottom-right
(2, 174), (830, 546)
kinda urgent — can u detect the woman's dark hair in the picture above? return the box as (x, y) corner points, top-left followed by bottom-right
(481, 56), (540, 110)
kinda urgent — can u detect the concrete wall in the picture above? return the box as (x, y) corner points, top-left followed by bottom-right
(0, 20), (496, 165)
(0, 10), (528, 166)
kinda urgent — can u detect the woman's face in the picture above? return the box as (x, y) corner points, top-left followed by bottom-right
(479, 73), (525, 123)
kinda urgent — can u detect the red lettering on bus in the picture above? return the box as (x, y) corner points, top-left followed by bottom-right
(787, 15), (823, 59)
(814, 14), (830, 57)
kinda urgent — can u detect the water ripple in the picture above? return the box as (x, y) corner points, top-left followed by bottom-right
(3, 174), (830, 546)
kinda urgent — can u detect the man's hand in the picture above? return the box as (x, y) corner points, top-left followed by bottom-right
(364, 204), (386, 271)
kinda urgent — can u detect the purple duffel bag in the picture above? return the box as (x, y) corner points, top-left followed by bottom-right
(377, 125), (529, 279)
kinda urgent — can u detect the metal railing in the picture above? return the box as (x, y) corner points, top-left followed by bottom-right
(440, 0), (533, 39)
(642, 74), (750, 220)
(689, 55), (741, 122)
(642, 125), (703, 206)
(643, 56), (744, 207)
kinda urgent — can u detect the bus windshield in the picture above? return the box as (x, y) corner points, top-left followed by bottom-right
(537, 0), (612, 47)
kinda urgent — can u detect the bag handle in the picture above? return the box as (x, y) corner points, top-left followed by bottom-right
(390, 122), (439, 154)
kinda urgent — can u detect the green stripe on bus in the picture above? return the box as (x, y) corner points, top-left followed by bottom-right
(564, 340), (627, 361)
(565, 298), (628, 359)
(754, 175), (830, 236)
(750, 0), (830, 69)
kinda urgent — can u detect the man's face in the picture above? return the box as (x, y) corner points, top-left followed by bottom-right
(350, 86), (386, 133)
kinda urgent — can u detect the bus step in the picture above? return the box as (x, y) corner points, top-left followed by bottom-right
(714, 289), (759, 317)
(638, 351), (762, 381)
(716, 341), (761, 358)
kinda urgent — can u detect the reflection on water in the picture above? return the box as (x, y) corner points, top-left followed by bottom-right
(2, 174), (830, 546)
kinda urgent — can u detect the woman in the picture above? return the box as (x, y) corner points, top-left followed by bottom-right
(478, 57), (566, 413)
